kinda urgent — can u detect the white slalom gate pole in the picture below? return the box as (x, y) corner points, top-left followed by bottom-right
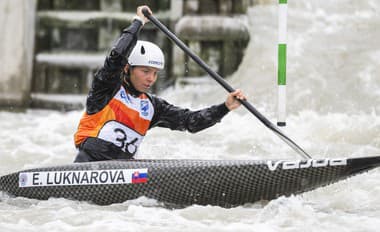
(277, 0), (287, 127)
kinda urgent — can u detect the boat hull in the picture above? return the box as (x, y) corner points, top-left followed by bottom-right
(1, 157), (379, 207)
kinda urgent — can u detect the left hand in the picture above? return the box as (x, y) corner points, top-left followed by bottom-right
(225, 89), (246, 111)
(137, 5), (152, 24)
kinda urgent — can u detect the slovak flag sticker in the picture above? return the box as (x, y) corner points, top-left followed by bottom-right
(132, 170), (148, 184)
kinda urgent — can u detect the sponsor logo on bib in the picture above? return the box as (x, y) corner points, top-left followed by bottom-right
(140, 100), (149, 117)
(114, 88), (154, 120)
(120, 90), (132, 104)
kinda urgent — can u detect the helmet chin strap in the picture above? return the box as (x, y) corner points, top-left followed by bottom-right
(123, 67), (143, 97)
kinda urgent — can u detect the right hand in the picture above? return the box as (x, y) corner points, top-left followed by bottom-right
(137, 5), (152, 25)
(225, 89), (246, 111)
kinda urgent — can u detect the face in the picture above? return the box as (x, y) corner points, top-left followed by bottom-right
(125, 65), (159, 92)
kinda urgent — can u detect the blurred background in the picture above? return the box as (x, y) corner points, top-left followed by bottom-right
(0, 0), (266, 111)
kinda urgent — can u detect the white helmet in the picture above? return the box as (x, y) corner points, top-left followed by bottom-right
(128, 40), (165, 70)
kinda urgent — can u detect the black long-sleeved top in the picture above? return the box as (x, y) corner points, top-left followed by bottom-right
(74, 19), (229, 161)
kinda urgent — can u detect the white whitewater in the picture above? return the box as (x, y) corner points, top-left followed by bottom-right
(1, 1), (380, 231)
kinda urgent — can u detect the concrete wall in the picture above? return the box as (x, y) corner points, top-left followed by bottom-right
(0, 0), (36, 109)
(0, 0), (253, 110)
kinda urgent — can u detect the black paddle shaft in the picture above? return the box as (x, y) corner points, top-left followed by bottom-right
(142, 9), (311, 159)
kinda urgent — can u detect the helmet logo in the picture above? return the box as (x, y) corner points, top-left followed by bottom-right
(148, 60), (163, 66)
(140, 45), (145, 55)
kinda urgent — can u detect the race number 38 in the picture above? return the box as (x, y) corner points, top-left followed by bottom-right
(98, 121), (144, 155)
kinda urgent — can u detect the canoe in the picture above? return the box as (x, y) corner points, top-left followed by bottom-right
(1, 156), (379, 208)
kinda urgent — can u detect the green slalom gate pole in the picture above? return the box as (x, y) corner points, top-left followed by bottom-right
(277, 0), (287, 127)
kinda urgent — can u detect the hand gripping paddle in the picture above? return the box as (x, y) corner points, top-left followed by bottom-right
(142, 8), (312, 159)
